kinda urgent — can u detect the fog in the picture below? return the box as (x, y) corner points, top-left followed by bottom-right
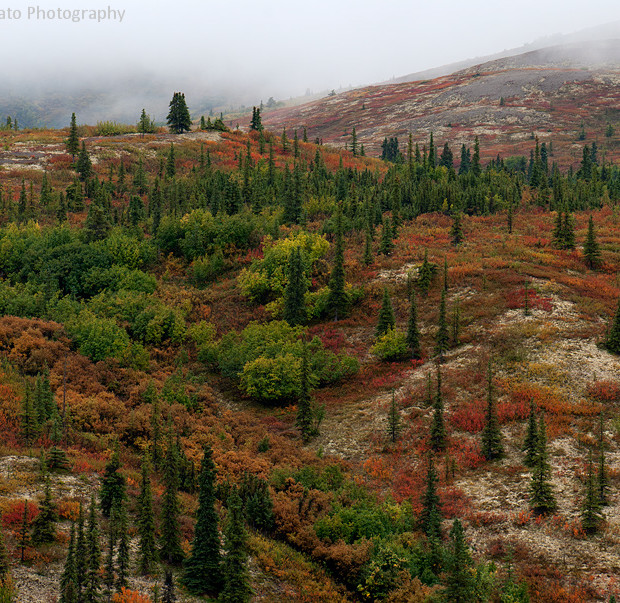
(1, 0), (620, 126)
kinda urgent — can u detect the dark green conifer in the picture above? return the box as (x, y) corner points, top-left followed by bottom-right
(435, 289), (449, 360)
(115, 498), (130, 591)
(406, 290), (421, 359)
(387, 390), (401, 443)
(379, 216), (394, 255)
(240, 473), (274, 532)
(31, 473), (57, 544)
(481, 359), (503, 461)
(166, 92), (191, 134)
(326, 203), (348, 321)
(606, 296), (620, 355)
(442, 519), (476, 602)
(283, 247), (307, 326)
(523, 399), (538, 467)
(529, 415), (557, 515)
(162, 570), (176, 603)
(450, 212), (464, 246)
(66, 113), (79, 159)
(20, 383), (39, 447)
(75, 502), (86, 597)
(59, 523), (78, 603)
(181, 445), (222, 595)
(451, 298), (461, 347)
(296, 342), (315, 443)
(166, 143), (176, 178)
(581, 449), (603, 534)
(160, 431), (184, 565)
(84, 203), (111, 242)
(220, 488), (252, 603)
(84, 494), (102, 602)
(430, 367), (446, 452)
(100, 443), (125, 518)
(584, 215), (601, 270)
(18, 501), (30, 563)
(417, 249), (434, 296)
(420, 454), (442, 539)
(75, 142), (93, 181)
(376, 288), (396, 339)
(137, 454), (157, 575)
(597, 413), (610, 506)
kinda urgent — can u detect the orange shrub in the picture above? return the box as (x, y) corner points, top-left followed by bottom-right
(112, 588), (151, 603)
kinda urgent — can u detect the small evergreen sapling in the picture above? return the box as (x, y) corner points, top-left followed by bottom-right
(481, 359), (503, 461)
(387, 390), (401, 443)
(581, 449), (603, 534)
(376, 288), (396, 339)
(528, 415), (557, 515)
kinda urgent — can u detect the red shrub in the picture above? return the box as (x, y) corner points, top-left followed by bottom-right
(586, 380), (620, 403)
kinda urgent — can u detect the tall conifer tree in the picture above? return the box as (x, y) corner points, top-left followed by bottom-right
(181, 446), (222, 595)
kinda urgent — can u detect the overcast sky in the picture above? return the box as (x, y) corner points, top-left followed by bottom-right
(2, 0), (620, 99)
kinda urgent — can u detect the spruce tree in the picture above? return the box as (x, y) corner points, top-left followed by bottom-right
(166, 92), (192, 134)
(18, 501), (30, 563)
(138, 109), (153, 136)
(162, 570), (176, 603)
(66, 113), (79, 159)
(597, 413), (610, 506)
(283, 247), (307, 326)
(387, 390), (401, 443)
(31, 473), (57, 545)
(584, 215), (601, 270)
(296, 342), (315, 443)
(160, 432), (185, 565)
(529, 415), (557, 515)
(581, 449), (603, 534)
(524, 279), (531, 317)
(406, 290), (422, 359)
(103, 501), (118, 599)
(451, 299), (461, 347)
(84, 494), (102, 603)
(20, 383), (39, 447)
(115, 498), (130, 591)
(450, 212), (464, 246)
(442, 519), (476, 602)
(75, 502), (86, 597)
(376, 288), (396, 338)
(220, 488), (252, 603)
(435, 289), (449, 360)
(0, 519), (8, 583)
(363, 221), (373, 265)
(59, 523), (78, 603)
(181, 446), (222, 595)
(379, 216), (394, 255)
(75, 142), (93, 181)
(481, 359), (503, 461)
(430, 367), (446, 452)
(417, 249), (434, 296)
(166, 143), (176, 178)
(523, 399), (539, 467)
(606, 296), (620, 355)
(100, 443), (125, 518)
(137, 454), (157, 575)
(562, 211), (576, 250)
(326, 203), (348, 320)
(420, 454), (442, 539)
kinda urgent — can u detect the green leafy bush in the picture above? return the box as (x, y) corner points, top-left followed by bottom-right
(371, 328), (409, 361)
(217, 321), (358, 403)
(238, 231), (329, 302)
(67, 310), (130, 362)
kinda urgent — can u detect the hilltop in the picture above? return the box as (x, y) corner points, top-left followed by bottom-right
(257, 39), (620, 165)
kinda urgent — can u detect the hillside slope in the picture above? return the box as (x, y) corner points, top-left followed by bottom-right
(259, 40), (620, 165)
